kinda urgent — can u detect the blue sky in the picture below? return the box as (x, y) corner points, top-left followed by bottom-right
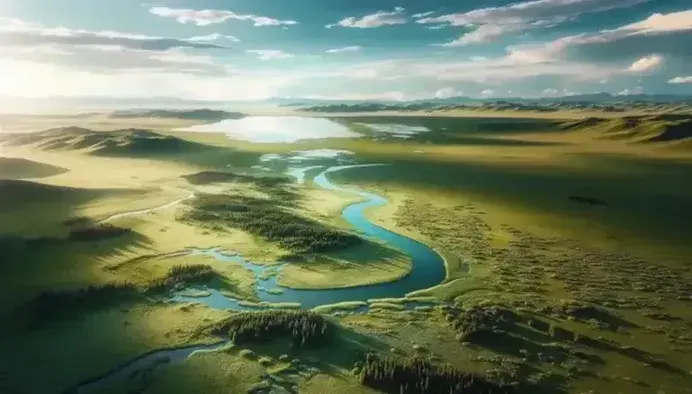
(0, 0), (691, 100)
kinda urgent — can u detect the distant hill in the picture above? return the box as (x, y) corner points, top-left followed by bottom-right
(0, 158), (68, 180)
(274, 93), (692, 108)
(0, 127), (215, 157)
(109, 109), (245, 121)
(3, 93), (692, 114)
(299, 100), (692, 115)
(560, 115), (692, 147)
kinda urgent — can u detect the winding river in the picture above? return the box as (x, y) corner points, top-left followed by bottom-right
(67, 164), (449, 393)
(173, 164), (447, 309)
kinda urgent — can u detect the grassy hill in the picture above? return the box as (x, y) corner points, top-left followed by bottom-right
(0, 179), (136, 236)
(0, 179), (91, 208)
(0, 127), (214, 157)
(0, 157), (68, 179)
(560, 115), (692, 148)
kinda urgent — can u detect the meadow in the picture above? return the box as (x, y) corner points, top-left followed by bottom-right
(0, 109), (690, 393)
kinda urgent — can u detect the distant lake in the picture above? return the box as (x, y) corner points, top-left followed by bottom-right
(175, 116), (361, 143)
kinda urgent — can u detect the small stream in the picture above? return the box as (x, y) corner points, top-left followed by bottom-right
(64, 342), (229, 394)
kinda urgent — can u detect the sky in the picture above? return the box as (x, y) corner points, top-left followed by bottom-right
(0, 0), (691, 101)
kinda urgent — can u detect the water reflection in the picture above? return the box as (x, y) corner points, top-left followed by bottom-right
(175, 116), (361, 143)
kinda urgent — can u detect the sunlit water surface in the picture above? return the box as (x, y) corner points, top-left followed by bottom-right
(175, 116), (361, 143)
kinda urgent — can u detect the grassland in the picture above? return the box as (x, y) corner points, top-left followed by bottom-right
(1, 110), (691, 394)
(322, 114), (692, 393)
(276, 241), (412, 289)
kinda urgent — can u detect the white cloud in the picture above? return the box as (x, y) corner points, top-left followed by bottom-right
(0, 17), (225, 51)
(617, 86), (644, 95)
(187, 33), (240, 43)
(441, 23), (527, 46)
(148, 6), (297, 27)
(481, 89), (495, 97)
(628, 54), (663, 72)
(0, 57), (299, 100)
(321, 51), (621, 84)
(412, 11), (436, 19)
(668, 76), (692, 84)
(435, 87), (463, 98)
(246, 49), (293, 61)
(542, 88), (559, 96)
(325, 46), (362, 53)
(3, 44), (227, 76)
(616, 10), (692, 34)
(326, 7), (406, 28)
(419, 0), (650, 46)
(555, 10), (692, 49)
(503, 10), (692, 67)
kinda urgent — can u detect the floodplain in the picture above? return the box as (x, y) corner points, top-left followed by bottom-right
(0, 108), (691, 394)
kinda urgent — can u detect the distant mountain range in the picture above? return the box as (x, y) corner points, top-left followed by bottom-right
(1, 93), (691, 113)
(269, 93), (692, 107)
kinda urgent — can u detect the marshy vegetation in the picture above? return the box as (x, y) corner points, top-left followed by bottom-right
(445, 304), (520, 343)
(147, 264), (216, 292)
(211, 310), (332, 346)
(182, 170), (297, 202)
(356, 354), (513, 394)
(397, 198), (692, 390)
(182, 171), (289, 188)
(19, 264), (216, 325)
(182, 194), (361, 255)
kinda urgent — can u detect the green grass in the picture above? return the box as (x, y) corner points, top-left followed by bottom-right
(182, 171), (288, 186)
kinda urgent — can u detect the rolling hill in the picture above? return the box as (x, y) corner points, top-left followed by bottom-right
(0, 157), (69, 179)
(560, 115), (692, 147)
(0, 178), (140, 236)
(299, 101), (692, 115)
(0, 127), (215, 157)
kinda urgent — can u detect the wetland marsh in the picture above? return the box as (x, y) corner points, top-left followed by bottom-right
(1, 112), (691, 394)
